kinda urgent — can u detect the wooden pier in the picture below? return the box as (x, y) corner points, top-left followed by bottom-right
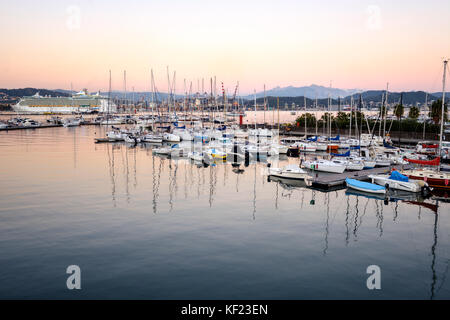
(310, 165), (412, 190)
(0, 122), (101, 131)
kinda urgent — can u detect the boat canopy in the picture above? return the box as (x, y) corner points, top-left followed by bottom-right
(307, 136), (318, 142)
(173, 123), (185, 129)
(383, 141), (396, 149)
(329, 135), (340, 141)
(422, 143), (438, 149)
(389, 170), (409, 182)
(331, 150), (350, 157)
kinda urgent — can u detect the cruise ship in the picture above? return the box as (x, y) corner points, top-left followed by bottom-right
(12, 89), (117, 114)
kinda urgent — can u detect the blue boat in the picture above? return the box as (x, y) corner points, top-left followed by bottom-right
(345, 178), (386, 194)
(331, 150), (350, 157)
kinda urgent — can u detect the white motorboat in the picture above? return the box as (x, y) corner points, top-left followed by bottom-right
(268, 165), (311, 181)
(22, 118), (40, 127)
(302, 159), (346, 173)
(374, 156), (392, 167)
(332, 159), (365, 171)
(173, 129), (194, 141)
(63, 118), (81, 127)
(163, 132), (181, 142)
(141, 134), (163, 143)
(292, 142), (317, 153)
(312, 143), (328, 151)
(106, 130), (124, 141)
(101, 117), (123, 125)
(124, 134), (141, 144)
(369, 171), (428, 193)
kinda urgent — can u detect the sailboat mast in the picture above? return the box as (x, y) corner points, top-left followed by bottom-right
(167, 66), (171, 116)
(358, 94), (362, 156)
(151, 69), (155, 130)
(107, 70), (111, 126)
(349, 95), (353, 139)
(438, 59), (448, 172)
(379, 93), (384, 137)
(263, 84), (266, 128)
(315, 96), (318, 137)
(254, 90), (257, 130)
(277, 97), (280, 134)
(423, 92), (428, 140)
(304, 96), (307, 138)
(383, 82), (389, 140)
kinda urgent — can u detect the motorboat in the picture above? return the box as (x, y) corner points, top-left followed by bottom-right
(268, 164), (311, 181)
(302, 159), (346, 173)
(332, 159), (365, 171)
(368, 170), (428, 193)
(402, 169), (450, 189)
(124, 134), (141, 144)
(292, 142), (316, 153)
(141, 134), (163, 143)
(163, 132), (181, 142)
(106, 130), (125, 141)
(345, 178), (386, 194)
(63, 118), (81, 127)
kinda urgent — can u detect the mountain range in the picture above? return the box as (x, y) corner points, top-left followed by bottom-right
(1, 87), (448, 106)
(247, 84), (361, 99)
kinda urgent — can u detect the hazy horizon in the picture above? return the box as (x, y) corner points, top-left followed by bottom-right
(1, 0), (449, 95)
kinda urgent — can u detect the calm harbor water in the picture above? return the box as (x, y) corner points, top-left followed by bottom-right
(0, 125), (449, 299)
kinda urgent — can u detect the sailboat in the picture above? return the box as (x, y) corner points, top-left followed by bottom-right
(402, 59), (450, 189)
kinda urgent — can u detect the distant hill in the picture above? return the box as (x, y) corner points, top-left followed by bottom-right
(247, 84), (360, 99)
(0, 88), (70, 98)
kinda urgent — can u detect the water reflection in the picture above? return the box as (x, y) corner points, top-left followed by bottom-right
(0, 126), (449, 299)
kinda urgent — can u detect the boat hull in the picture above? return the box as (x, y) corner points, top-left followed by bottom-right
(369, 175), (422, 193)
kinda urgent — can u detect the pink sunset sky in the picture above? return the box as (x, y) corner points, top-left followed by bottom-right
(0, 0), (449, 94)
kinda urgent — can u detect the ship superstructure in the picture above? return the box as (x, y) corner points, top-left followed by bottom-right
(12, 89), (117, 114)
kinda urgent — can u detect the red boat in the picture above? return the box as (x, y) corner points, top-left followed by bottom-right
(402, 169), (450, 189)
(405, 157), (440, 166)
